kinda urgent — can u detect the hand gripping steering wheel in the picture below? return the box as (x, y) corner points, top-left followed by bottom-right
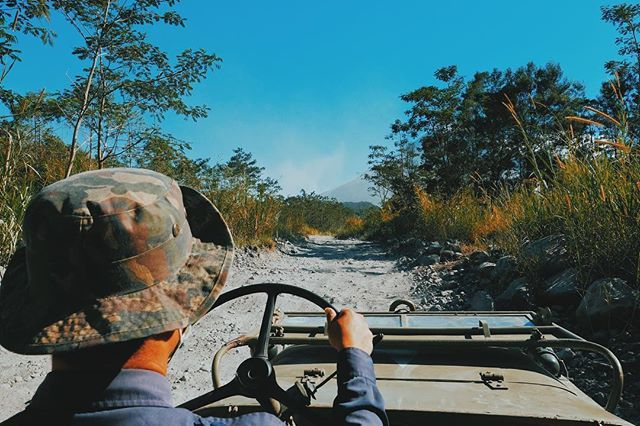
(178, 284), (338, 424)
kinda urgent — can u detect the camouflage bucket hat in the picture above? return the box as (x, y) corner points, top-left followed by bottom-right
(0, 168), (234, 354)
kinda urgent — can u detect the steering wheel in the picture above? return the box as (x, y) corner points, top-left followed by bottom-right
(178, 283), (338, 424)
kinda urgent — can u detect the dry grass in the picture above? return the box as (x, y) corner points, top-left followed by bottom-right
(366, 78), (640, 288)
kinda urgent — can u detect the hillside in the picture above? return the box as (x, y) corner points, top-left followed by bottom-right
(322, 177), (379, 205)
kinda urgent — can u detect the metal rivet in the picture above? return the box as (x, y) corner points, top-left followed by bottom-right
(172, 223), (180, 237)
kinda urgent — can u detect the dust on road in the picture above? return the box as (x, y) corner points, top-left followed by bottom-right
(0, 236), (414, 418)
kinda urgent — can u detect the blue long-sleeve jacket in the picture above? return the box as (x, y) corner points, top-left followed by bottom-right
(1, 348), (388, 425)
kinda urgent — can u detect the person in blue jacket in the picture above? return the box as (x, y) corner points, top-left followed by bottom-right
(0, 168), (388, 426)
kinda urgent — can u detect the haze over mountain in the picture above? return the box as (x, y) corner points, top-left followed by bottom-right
(322, 177), (379, 205)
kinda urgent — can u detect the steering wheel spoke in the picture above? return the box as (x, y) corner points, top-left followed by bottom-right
(254, 292), (278, 359)
(181, 283), (338, 425)
(178, 377), (244, 411)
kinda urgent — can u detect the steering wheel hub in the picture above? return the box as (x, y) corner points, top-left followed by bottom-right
(237, 357), (273, 391)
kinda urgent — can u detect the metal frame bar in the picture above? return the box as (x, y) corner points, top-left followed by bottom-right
(268, 334), (623, 412)
(279, 325), (583, 339)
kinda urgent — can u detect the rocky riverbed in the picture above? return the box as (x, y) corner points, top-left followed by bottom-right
(0, 235), (637, 424)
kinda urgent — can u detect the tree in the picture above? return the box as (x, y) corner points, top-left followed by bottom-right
(599, 3), (640, 139)
(371, 63), (586, 199)
(49, 0), (221, 177)
(0, 1), (52, 81)
(132, 134), (210, 188)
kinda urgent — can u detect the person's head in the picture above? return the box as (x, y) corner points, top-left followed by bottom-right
(0, 168), (234, 369)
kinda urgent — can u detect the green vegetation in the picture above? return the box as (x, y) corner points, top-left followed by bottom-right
(0, 1), (358, 263)
(360, 3), (640, 288)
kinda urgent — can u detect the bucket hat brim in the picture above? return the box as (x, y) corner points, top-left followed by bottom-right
(0, 185), (234, 355)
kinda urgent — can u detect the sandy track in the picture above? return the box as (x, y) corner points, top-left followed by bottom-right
(0, 236), (413, 419)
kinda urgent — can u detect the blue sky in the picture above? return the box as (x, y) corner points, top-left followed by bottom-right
(6, 0), (621, 195)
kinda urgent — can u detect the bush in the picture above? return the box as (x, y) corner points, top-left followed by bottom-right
(496, 155), (640, 285)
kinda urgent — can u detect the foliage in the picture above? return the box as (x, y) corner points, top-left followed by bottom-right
(599, 3), (640, 138)
(368, 63), (587, 199)
(0, 1), (53, 81)
(363, 3), (640, 290)
(278, 191), (355, 239)
(204, 149), (283, 246)
(34, 0), (221, 176)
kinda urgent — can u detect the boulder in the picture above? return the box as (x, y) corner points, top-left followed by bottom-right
(520, 235), (569, 278)
(539, 268), (581, 305)
(490, 255), (518, 289)
(477, 261), (496, 277)
(469, 251), (490, 264)
(440, 250), (462, 262)
(424, 241), (442, 255)
(469, 291), (494, 311)
(495, 278), (533, 310)
(443, 241), (462, 253)
(577, 278), (637, 329)
(414, 254), (441, 267)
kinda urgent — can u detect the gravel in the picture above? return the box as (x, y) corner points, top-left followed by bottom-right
(1, 236), (637, 424)
(0, 236), (413, 420)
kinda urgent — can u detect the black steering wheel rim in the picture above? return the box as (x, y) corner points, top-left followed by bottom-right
(210, 283), (338, 312)
(178, 283), (337, 424)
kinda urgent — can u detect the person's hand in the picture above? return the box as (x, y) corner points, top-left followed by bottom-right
(325, 308), (374, 354)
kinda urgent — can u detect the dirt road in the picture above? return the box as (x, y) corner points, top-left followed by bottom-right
(0, 236), (414, 419)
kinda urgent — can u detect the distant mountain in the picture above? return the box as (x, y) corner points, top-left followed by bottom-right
(342, 201), (378, 215)
(322, 177), (379, 205)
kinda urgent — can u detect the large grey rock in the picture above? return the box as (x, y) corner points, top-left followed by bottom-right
(520, 235), (569, 278)
(469, 251), (490, 264)
(424, 241), (442, 255)
(414, 254), (441, 267)
(495, 278), (533, 310)
(577, 278), (637, 329)
(490, 255), (518, 288)
(469, 291), (494, 311)
(540, 268), (581, 305)
(477, 261), (496, 277)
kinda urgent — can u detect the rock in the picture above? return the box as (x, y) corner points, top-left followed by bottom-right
(593, 392), (607, 406)
(556, 348), (576, 362)
(577, 278), (637, 329)
(0, 265), (4, 280)
(495, 278), (533, 310)
(540, 268), (580, 305)
(490, 256), (518, 291)
(520, 235), (569, 278)
(414, 254), (441, 267)
(424, 241), (442, 255)
(443, 241), (462, 253)
(440, 250), (461, 262)
(469, 291), (494, 311)
(398, 238), (426, 254)
(469, 251), (490, 264)
(477, 262), (496, 277)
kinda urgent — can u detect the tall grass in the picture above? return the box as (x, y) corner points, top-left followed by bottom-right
(360, 79), (640, 289)
(0, 133), (38, 265)
(498, 156), (640, 285)
(206, 186), (282, 247)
